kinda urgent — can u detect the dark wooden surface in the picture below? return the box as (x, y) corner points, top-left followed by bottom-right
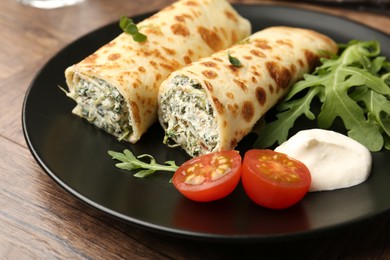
(1, 0), (390, 258)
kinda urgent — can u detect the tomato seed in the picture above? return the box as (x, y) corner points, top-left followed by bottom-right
(185, 174), (205, 185)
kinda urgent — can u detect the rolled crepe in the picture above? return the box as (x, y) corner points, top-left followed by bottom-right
(64, 0), (250, 143)
(158, 26), (338, 157)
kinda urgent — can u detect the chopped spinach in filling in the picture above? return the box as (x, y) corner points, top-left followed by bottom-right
(67, 76), (132, 141)
(160, 75), (218, 156)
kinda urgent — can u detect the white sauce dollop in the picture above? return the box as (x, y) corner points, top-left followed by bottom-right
(275, 129), (372, 192)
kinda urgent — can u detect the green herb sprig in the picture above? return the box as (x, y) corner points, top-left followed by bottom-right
(108, 149), (178, 178)
(228, 51), (242, 67)
(119, 15), (147, 42)
(254, 40), (390, 151)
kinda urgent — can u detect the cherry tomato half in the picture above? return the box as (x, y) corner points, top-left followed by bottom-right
(242, 149), (311, 209)
(172, 150), (242, 202)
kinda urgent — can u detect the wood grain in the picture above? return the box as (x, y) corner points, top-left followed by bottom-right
(1, 0), (390, 258)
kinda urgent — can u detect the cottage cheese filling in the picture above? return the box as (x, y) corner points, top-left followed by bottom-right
(160, 75), (218, 156)
(67, 76), (132, 141)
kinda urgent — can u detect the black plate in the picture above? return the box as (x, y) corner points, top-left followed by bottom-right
(22, 5), (390, 242)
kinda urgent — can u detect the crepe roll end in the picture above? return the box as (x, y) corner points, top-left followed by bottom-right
(158, 74), (220, 157)
(64, 70), (136, 142)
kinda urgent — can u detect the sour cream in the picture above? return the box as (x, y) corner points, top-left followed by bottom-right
(275, 129), (372, 192)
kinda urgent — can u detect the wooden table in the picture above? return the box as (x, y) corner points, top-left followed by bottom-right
(1, 0), (389, 258)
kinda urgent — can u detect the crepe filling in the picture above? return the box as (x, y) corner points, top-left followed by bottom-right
(160, 75), (218, 157)
(67, 76), (133, 141)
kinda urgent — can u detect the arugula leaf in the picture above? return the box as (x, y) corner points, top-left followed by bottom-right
(255, 87), (321, 148)
(108, 149), (178, 178)
(350, 86), (390, 137)
(255, 40), (390, 152)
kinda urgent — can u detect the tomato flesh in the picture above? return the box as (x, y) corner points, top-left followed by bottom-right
(242, 149), (311, 209)
(172, 150), (242, 202)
